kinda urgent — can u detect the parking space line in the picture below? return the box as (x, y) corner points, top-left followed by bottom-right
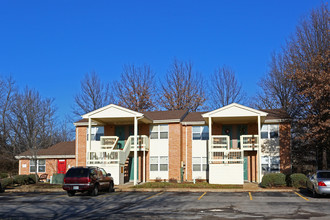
(145, 192), (164, 200)
(198, 192), (207, 201)
(294, 192), (309, 201)
(248, 192), (253, 200)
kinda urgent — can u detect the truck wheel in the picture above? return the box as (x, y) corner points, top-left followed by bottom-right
(67, 191), (76, 197)
(91, 185), (99, 196)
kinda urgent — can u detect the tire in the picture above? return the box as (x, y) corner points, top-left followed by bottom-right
(90, 185), (99, 196)
(67, 191), (76, 197)
(108, 182), (114, 193)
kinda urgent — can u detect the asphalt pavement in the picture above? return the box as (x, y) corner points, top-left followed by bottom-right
(0, 190), (330, 219)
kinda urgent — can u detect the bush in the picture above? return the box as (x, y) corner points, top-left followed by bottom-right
(0, 173), (8, 179)
(52, 174), (65, 184)
(288, 173), (308, 188)
(1, 178), (13, 188)
(260, 173), (286, 188)
(13, 175), (28, 185)
(28, 174), (38, 183)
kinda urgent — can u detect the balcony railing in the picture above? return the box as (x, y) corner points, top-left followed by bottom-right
(209, 149), (243, 164)
(211, 135), (230, 150)
(240, 135), (259, 150)
(100, 136), (119, 149)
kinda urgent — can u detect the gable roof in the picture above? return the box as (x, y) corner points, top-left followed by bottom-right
(202, 103), (268, 118)
(15, 141), (75, 159)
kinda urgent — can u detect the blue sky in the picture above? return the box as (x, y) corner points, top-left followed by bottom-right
(0, 0), (324, 120)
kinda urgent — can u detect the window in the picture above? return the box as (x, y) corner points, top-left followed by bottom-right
(30, 159), (46, 173)
(150, 156), (168, 171)
(261, 124), (279, 139)
(87, 126), (104, 141)
(192, 126), (209, 140)
(192, 157), (208, 171)
(150, 125), (168, 139)
(261, 156), (280, 173)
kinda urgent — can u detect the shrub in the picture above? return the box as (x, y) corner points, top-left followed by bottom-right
(260, 173), (286, 188)
(0, 173), (8, 179)
(13, 175), (28, 185)
(27, 174), (38, 183)
(195, 179), (205, 183)
(1, 178), (13, 188)
(288, 173), (308, 188)
(169, 178), (177, 183)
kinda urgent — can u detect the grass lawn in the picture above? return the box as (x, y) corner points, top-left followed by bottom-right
(132, 182), (243, 189)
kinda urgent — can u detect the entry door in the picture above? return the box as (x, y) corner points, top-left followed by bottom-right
(129, 157), (139, 181)
(222, 125), (232, 148)
(58, 160), (66, 174)
(244, 157), (248, 181)
(115, 126), (126, 149)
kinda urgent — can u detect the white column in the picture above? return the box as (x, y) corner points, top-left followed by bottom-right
(88, 118), (92, 166)
(208, 117), (212, 163)
(185, 125), (188, 181)
(134, 116), (138, 185)
(257, 115), (261, 183)
(143, 149), (146, 183)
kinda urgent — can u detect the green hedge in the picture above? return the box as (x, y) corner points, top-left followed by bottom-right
(288, 173), (308, 188)
(0, 174), (38, 189)
(260, 173), (286, 188)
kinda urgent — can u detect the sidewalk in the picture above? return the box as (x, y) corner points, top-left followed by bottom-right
(5, 182), (295, 193)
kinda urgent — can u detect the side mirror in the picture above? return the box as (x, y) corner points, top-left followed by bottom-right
(106, 173), (111, 177)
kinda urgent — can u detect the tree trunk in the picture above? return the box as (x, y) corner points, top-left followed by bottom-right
(322, 148), (327, 170)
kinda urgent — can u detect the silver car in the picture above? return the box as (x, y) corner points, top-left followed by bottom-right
(307, 170), (330, 197)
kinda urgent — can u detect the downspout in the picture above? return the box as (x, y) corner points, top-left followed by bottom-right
(257, 115), (261, 183)
(88, 118), (92, 167)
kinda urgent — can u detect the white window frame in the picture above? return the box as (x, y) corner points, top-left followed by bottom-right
(192, 126), (209, 140)
(261, 124), (279, 139)
(149, 156), (168, 171)
(261, 156), (280, 173)
(192, 157), (208, 172)
(150, 124), (169, 139)
(30, 159), (46, 173)
(87, 126), (104, 141)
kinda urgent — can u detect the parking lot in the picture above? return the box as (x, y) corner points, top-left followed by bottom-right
(1, 190), (330, 219)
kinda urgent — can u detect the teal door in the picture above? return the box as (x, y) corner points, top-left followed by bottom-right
(238, 125), (247, 149)
(244, 156), (248, 181)
(129, 157), (139, 181)
(115, 126), (125, 149)
(222, 125), (232, 148)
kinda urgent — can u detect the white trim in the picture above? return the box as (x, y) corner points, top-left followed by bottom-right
(182, 121), (206, 125)
(185, 125), (188, 181)
(82, 104), (144, 118)
(202, 103), (268, 118)
(153, 119), (180, 123)
(73, 121), (99, 127)
(16, 155), (75, 159)
(264, 119), (287, 123)
(19, 160), (21, 175)
(134, 116), (138, 185)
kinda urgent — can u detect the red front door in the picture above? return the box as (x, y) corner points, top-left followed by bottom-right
(58, 160), (66, 174)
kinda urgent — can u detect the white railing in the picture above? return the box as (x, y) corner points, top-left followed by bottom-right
(130, 135), (149, 151)
(240, 135), (259, 150)
(100, 136), (119, 149)
(209, 149), (243, 164)
(211, 135), (230, 150)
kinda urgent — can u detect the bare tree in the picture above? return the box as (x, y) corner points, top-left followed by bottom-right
(0, 76), (16, 173)
(255, 52), (299, 117)
(73, 71), (114, 116)
(209, 65), (246, 109)
(9, 87), (56, 179)
(159, 59), (206, 112)
(285, 4), (329, 169)
(114, 64), (157, 112)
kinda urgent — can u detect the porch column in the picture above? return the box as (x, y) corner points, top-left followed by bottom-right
(208, 117), (212, 162)
(134, 116), (138, 185)
(257, 115), (261, 183)
(88, 118), (92, 165)
(143, 150), (146, 183)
